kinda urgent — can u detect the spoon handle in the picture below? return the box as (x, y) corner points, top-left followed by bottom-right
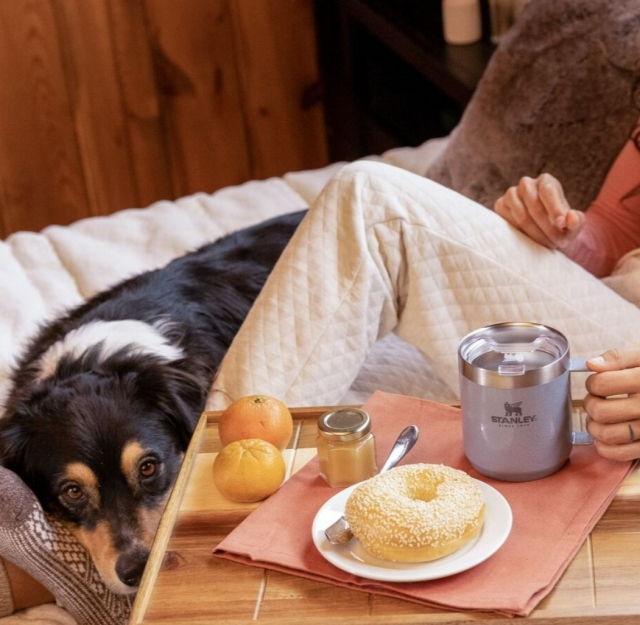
(324, 425), (419, 545)
(379, 425), (419, 473)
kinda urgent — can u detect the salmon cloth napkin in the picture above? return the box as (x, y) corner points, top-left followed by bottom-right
(214, 391), (634, 617)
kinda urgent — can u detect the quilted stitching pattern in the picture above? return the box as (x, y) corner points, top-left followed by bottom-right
(209, 161), (640, 409)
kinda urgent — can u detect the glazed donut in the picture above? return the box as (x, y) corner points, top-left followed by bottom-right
(344, 463), (485, 563)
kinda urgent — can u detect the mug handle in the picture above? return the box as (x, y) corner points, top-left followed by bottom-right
(569, 357), (592, 445)
(569, 357), (588, 372)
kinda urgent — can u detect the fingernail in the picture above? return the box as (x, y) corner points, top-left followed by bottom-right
(588, 356), (605, 366)
(555, 216), (566, 228)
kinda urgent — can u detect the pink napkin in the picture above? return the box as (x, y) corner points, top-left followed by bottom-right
(214, 391), (634, 617)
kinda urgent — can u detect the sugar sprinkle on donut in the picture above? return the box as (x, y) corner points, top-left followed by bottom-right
(344, 463), (485, 562)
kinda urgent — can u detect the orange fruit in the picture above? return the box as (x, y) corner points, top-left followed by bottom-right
(213, 439), (286, 503)
(218, 394), (293, 451)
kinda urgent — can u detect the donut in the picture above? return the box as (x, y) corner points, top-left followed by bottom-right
(344, 463), (485, 563)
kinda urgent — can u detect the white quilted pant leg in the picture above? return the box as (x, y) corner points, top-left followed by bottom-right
(208, 160), (640, 408)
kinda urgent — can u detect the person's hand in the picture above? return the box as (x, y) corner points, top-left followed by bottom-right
(584, 347), (640, 462)
(494, 173), (586, 249)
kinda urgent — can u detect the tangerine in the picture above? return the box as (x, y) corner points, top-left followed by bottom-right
(218, 394), (293, 450)
(213, 439), (286, 503)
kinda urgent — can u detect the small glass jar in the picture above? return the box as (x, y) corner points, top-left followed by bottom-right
(316, 408), (378, 488)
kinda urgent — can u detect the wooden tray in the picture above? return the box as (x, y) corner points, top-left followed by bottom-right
(130, 404), (640, 624)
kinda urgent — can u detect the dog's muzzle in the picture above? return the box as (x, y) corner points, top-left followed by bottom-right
(116, 547), (150, 588)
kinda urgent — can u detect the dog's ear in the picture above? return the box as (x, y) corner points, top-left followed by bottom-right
(0, 411), (29, 474)
(157, 364), (206, 449)
(136, 361), (207, 450)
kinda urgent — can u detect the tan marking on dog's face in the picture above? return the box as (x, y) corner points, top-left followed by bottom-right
(121, 441), (146, 490)
(67, 521), (128, 594)
(64, 462), (100, 508)
(121, 441), (169, 543)
(138, 494), (170, 544)
(136, 451), (184, 544)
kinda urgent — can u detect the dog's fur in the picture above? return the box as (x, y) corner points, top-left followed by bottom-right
(0, 209), (306, 594)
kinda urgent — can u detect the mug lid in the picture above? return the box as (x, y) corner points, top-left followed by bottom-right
(459, 322), (569, 385)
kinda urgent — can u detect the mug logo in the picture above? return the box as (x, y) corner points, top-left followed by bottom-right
(504, 401), (522, 416)
(490, 400), (537, 426)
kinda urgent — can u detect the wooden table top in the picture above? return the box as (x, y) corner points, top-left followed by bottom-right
(130, 405), (640, 625)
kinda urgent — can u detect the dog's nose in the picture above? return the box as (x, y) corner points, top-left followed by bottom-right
(116, 548), (149, 587)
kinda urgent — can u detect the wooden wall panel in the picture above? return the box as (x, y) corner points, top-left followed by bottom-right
(230, 0), (328, 180)
(143, 0), (251, 197)
(106, 0), (173, 208)
(0, 0), (90, 238)
(53, 0), (139, 217)
(0, 0), (327, 238)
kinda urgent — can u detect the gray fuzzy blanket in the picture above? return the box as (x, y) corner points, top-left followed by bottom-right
(426, 0), (640, 212)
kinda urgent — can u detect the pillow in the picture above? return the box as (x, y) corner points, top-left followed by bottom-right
(426, 0), (640, 212)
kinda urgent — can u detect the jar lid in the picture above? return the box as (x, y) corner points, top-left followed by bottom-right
(317, 408), (371, 442)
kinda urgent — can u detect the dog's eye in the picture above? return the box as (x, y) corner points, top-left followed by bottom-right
(139, 458), (158, 479)
(61, 484), (85, 504)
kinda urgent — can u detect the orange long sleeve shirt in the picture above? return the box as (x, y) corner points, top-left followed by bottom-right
(564, 123), (640, 278)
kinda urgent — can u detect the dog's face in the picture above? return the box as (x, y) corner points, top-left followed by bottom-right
(0, 358), (201, 594)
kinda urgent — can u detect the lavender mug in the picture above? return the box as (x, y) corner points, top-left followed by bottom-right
(458, 322), (591, 482)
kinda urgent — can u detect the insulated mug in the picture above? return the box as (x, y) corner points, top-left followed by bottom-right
(458, 322), (590, 482)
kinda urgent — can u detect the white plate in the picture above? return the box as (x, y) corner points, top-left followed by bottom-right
(312, 479), (512, 582)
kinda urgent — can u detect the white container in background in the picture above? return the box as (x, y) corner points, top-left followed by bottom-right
(442, 0), (482, 45)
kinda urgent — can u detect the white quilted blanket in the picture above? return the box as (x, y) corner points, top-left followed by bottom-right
(3, 138), (640, 624)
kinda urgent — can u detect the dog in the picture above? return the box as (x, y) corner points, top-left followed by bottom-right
(0, 209), (306, 595)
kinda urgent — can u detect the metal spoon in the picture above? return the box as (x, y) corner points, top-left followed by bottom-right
(323, 425), (419, 545)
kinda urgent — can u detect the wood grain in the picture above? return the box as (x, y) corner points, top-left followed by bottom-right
(229, 0), (328, 180)
(0, 0), (327, 237)
(131, 405), (640, 625)
(142, 0), (252, 196)
(53, 0), (139, 217)
(0, 0), (89, 238)
(105, 0), (173, 209)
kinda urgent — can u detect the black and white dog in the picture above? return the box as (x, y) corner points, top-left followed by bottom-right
(0, 209), (306, 594)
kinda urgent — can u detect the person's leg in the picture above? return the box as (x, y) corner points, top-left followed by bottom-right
(1, 558), (54, 613)
(0, 558), (14, 618)
(0, 466), (132, 625)
(209, 160), (640, 407)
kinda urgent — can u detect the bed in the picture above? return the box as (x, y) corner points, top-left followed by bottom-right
(2, 0), (640, 622)
(0, 138), (456, 625)
(0, 138), (452, 417)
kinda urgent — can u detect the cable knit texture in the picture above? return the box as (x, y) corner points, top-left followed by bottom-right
(0, 467), (131, 625)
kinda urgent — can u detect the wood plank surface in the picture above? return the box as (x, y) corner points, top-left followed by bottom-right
(105, 0), (174, 209)
(142, 0), (252, 197)
(53, 0), (140, 217)
(229, 0), (328, 180)
(0, 0), (327, 237)
(0, 0), (89, 237)
(131, 406), (640, 625)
